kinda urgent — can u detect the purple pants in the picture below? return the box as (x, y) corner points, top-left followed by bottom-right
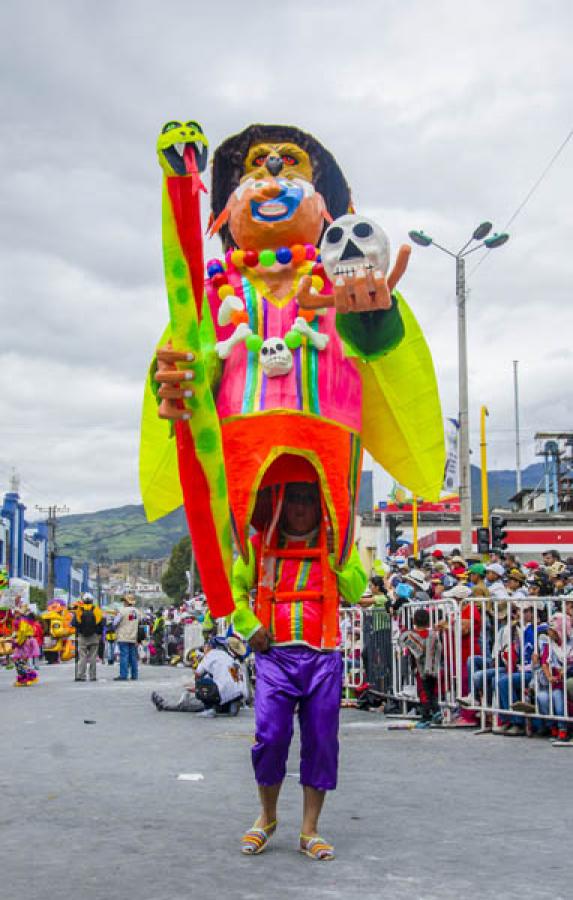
(252, 646), (343, 791)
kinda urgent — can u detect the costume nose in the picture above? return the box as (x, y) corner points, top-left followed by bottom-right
(265, 156), (283, 176)
(340, 239), (365, 261)
(256, 180), (282, 200)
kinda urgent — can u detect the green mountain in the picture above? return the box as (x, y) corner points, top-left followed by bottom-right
(470, 462), (544, 513)
(56, 504), (188, 563)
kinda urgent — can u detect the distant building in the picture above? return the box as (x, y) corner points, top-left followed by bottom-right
(0, 485), (91, 601)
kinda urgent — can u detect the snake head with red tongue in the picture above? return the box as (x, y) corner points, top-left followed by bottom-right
(157, 119), (209, 177)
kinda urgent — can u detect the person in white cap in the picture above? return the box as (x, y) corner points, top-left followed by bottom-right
(404, 569), (430, 603)
(485, 564), (509, 599)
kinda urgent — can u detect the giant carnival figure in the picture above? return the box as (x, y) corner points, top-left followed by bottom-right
(140, 122), (444, 860)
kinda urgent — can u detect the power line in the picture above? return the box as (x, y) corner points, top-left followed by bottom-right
(470, 126), (573, 276)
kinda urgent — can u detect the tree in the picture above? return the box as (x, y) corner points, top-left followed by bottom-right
(30, 586), (48, 610)
(161, 536), (201, 602)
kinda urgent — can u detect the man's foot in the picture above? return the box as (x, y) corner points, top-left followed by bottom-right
(151, 691), (165, 710)
(196, 708), (216, 718)
(75, 677), (86, 682)
(552, 730), (571, 745)
(241, 819), (277, 855)
(89, 678), (97, 682)
(512, 700), (536, 714)
(299, 834), (335, 861)
(227, 700), (241, 717)
(113, 676), (127, 681)
(492, 722), (512, 735)
(457, 694), (476, 708)
(503, 725), (525, 737)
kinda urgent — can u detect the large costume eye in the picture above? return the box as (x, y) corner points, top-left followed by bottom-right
(253, 156), (267, 167)
(162, 121), (183, 133)
(326, 226), (344, 244)
(281, 155), (297, 166)
(353, 222), (374, 239)
(185, 121), (203, 132)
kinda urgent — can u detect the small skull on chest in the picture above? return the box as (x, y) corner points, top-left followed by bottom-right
(259, 337), (293, 377)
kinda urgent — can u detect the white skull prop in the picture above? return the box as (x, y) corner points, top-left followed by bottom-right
(259, 337), (293, 377)
(320, 214), (391, 280)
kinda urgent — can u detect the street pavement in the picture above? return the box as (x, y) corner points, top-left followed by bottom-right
(2, 660), (571, 900)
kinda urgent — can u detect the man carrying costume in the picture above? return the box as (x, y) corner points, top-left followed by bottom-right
(231, 471), (366, 859)
(140, 123), (444, 859)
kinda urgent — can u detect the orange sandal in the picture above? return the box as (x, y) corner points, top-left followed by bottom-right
(241, 820), (277, 855)
(299, 833), (335, 861)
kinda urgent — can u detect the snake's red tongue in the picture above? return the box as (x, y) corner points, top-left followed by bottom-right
(183, 144), (206, 194)
(184, 143), (197, 174)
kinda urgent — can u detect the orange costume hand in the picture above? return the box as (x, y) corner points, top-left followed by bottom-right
(297, 244), (411, 313)
(155, 342), (196, 420)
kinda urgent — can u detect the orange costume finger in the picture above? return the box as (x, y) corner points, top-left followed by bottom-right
(297, 274), (335, 311)
(155, 368), (195, 385)
(158, 385), (194, 400)
(387, 244), (411, 293)
(156, 347), (195, 365)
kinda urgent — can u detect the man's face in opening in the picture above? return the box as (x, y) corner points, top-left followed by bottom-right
(283, 484), (321, 536)
(543, 552), (555, 566)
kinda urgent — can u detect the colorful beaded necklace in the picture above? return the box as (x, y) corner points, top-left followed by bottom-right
(206, 242), (330, 319)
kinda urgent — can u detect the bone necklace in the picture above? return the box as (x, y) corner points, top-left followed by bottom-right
(214, 292), (330, 365)
(209, 244), (331, 371)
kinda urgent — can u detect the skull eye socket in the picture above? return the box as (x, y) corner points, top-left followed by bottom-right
(276, 343), (284, 352)
(353, 222), (373, 239)
(326, 226), (344, 244)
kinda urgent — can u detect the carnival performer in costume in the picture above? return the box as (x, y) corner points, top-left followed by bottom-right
(140, 123), (445, 859)
(0, 570), (14, 669)
(11, 609), (40, 687)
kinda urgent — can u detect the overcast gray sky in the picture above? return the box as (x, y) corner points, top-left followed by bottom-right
(2, 0), (572, 514)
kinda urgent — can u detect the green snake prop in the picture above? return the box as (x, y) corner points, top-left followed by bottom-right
(155, 120), (234, 618)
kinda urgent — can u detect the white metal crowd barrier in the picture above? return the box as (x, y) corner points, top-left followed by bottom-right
(390, 599), (460, 722)
(340, 607), (366, 697)
(460, 596), (573, 729)
(385, 596), (573, 729)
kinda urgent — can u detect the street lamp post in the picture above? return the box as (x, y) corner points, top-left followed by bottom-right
(408, 224), (509, 557)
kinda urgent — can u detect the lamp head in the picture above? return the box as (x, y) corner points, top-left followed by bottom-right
(484, 232), (510, 249)
(408, 230), (433, 247)
(472, 221), (492, 241)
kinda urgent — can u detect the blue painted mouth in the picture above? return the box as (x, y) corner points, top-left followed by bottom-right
(250, 179), (304, 222)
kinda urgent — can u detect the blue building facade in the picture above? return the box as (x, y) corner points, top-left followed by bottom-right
(1, 489), (90, 601)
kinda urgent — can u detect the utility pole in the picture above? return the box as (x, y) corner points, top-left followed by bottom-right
(409, 223), (509, 559)
(480, 406), (489, 526)
(36, 504), (69, 601)
(189, 540), (195, 598)
(456, 256), (472, 557)
(513, 361), (522, 495)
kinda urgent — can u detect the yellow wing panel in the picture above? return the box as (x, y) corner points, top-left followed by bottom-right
(358, 293), (445, 501)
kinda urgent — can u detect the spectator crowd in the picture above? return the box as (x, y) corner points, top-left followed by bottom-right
(355, 548), (573, 744)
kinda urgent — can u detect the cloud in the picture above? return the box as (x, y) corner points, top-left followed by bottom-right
(1, 0), (572, 514)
